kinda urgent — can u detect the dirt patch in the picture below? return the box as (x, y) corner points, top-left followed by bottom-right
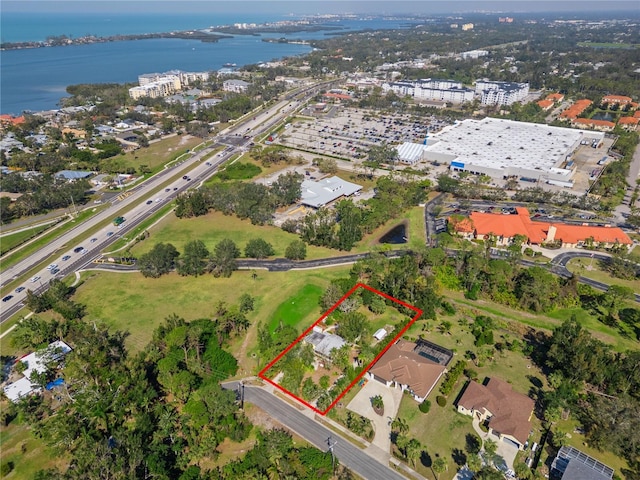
(178, 134), (195, 146)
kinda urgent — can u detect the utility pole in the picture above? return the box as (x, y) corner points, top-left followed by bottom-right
(327, 435), (337, 474)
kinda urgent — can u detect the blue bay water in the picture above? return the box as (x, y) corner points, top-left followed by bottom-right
(0, 13), (416, 114)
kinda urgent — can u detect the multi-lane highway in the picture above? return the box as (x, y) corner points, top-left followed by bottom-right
(0, 85), (330, 322)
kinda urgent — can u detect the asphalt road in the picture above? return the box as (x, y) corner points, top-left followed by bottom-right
(0, 83), (335, 322)
(222, 382), (406, 480)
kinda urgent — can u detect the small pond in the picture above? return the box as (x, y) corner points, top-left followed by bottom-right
(591, 112), (614, 121)
(378, 223), (407, 244)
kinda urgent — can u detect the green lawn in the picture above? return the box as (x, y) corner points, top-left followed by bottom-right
(0, 222), (56, 256)
(0, 417), (68, 479)
(71, 267), (350, 356)
(354, 205), (426, 253)
(267, 284), (324, 333)
(128, 209), (340, 261)
(111, 135), (203, 173)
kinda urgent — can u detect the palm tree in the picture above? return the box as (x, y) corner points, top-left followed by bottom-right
(370, 395), (384, 415)
(432, 457), (448, 479)
(483, 439), (498, 458)
(467, 453), (482, 472)
(391, 417), (409, 435)
(405, 438), (422, 468)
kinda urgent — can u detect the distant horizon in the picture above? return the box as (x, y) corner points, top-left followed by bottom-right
(3, 0), (639, 14)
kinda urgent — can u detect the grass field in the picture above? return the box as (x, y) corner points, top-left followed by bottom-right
(0, 417), (68, 479)
(267, 284), (324, 333)
(128, 209), (340, 260)
(111, 135), (203, 173)
(71, 267), (350, 355)
(0, 222), (56, 256)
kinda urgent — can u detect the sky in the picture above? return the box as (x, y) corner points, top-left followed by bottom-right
(2, 0), (639, 14)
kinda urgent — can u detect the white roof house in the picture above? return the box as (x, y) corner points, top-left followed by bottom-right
(3, 377), (41, 402)
(300, 176), (362, 208)
(3, 340), (72, 402)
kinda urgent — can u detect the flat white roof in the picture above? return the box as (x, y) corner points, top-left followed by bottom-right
(3, 377), (41, 402)
(300, 176), (362, 208)
(20, 340), (72, 379)
(373, 328), (388, 340)
(425, 117), (602, 173)
(397, 142), (426, 163)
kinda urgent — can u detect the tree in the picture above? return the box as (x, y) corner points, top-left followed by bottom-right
(239, 293), (255, 313)
(405, 438), (422, 468)
(177, 240), (209, 276)
(391, 417), (409, 435)
(467, 453), (482, 473)
(337, 312), (367, 343)
(370, 395), (384, 415)
(211, 238), (240, 277)
(245, 238), (275, 259)
(284, 240), (306, 260)
(138, 242), (180, 278)
(603, 284), (634, 322)
(473, 466), (504, 480)
(271, 171), (303, 207)
(483, 439), (498, 458)
(432, 457), (448, 479)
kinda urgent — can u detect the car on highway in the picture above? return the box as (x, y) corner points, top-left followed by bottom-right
(46, 263), (58, 270)
(205, 162), (212, 166)
(173, 187), (178, 190)
(80, 248), (88, 255)
(73, 246), (84, 253)
(182, 175), (188, 180)
(15, 287), (25, 293)
(90, 237), (97, 243)
(106, 232), (114, 237)
(51, 268), (60, 274)
(62, 255), (71, 261)
(2, 295), (13, 303)
(155, 198), (162, 202)
(165, 188), (170, 192)
(30, 276), (41, 283)
(146, 200), (153, 205)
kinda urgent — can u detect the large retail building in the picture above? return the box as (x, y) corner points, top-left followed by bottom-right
(423, 118), (604, 188)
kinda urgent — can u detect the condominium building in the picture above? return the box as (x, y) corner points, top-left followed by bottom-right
(382, 78), (474, 104)
(138, 70), (209, 87)
(475, 79), (530, 106)
(129, 76), (182, 100)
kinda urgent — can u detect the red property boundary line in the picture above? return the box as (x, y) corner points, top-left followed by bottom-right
(258, 282), (423, 415)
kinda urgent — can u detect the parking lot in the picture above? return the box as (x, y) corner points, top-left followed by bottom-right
(276, 107), (452, 163)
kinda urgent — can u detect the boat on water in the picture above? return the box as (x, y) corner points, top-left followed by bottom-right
(222, 62), (237, 67)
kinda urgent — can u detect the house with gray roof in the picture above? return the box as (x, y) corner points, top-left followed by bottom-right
(55, 170), (93, 181)
(304, 328), (347, 358)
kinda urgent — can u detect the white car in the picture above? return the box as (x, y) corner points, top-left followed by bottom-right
(46, 263), (58, 270)
(30, 276), (41, 283)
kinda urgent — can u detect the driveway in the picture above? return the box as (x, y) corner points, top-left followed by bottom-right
(472, 417), (519, 470)
(346, 379), (403, 453)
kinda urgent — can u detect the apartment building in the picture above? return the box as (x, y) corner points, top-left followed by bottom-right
(475, 79), (530, 106)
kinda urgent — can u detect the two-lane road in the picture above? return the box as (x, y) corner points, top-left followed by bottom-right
(222, 382), (406, 480)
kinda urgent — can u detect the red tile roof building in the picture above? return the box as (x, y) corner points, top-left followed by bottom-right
(537, 99), (554, 111)
(560, 99), (592, 120)
(454, 207), (631, 248)
(457, 377), (535, 449)
(0, 114), (25, 126)
(618, 116), (639, 131)
(572, 118), (616, 131)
